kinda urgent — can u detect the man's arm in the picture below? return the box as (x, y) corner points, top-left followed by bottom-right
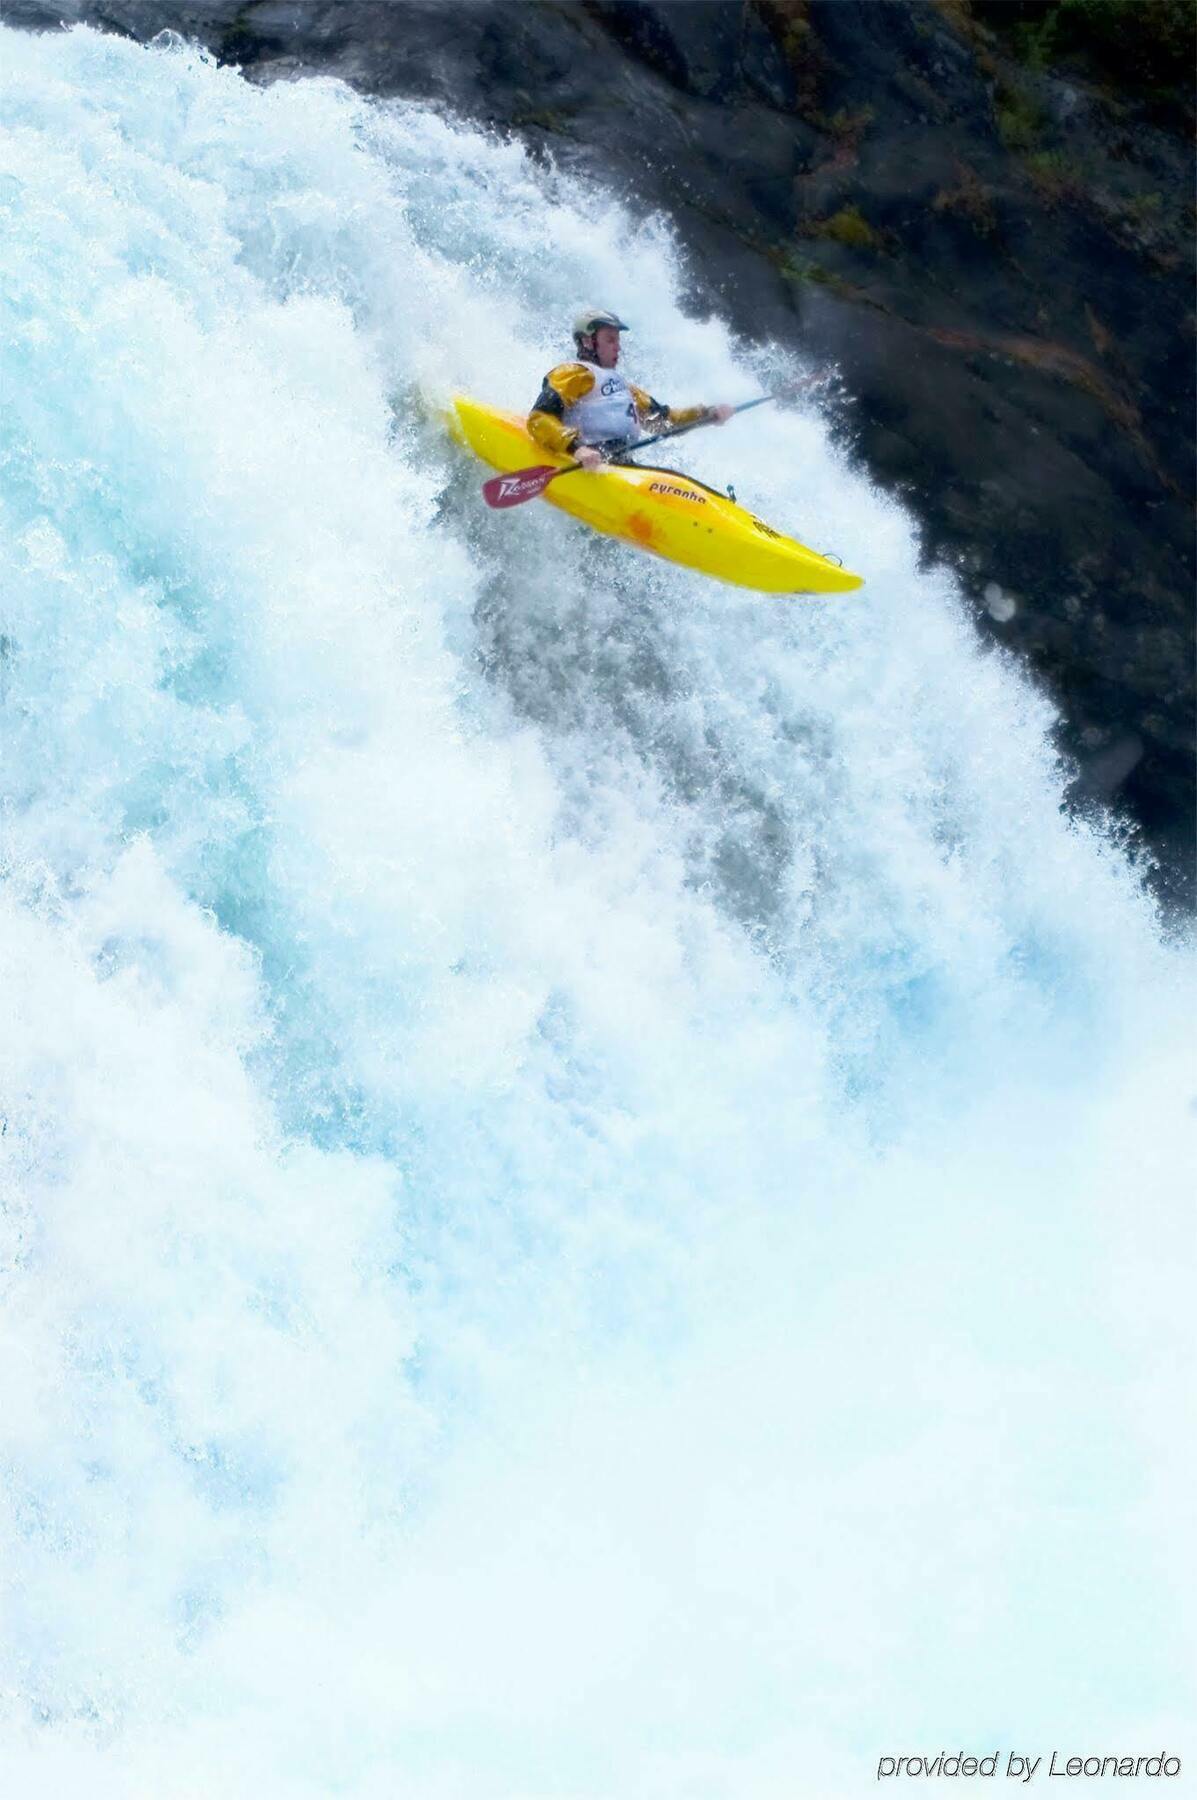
(527, 363), (596, 455)
(630, 387), (732, 431)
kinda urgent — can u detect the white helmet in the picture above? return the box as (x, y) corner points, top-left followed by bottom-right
(572, 308), (630, 343)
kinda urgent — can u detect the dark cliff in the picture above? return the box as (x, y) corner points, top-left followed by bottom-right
(7, 0), (1194, 904)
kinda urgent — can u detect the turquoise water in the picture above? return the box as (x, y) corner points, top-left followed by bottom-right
(0, 25), (1192, 1797)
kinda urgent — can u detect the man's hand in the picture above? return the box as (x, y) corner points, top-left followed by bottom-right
(709, 404), (735, 424)
(575, 444), (604, 471)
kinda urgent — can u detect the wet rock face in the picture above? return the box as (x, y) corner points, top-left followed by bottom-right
(9, 0), (1194, 903)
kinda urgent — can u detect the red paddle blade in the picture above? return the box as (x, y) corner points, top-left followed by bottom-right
(482, 464), (563, 509)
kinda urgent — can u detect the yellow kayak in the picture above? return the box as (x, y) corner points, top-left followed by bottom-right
(450, 395), (863, 596)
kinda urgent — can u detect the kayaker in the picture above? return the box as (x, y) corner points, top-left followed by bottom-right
(527, 309), (734, 471)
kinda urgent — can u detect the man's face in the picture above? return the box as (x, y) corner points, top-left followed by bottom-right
(593, 325), (621, 369)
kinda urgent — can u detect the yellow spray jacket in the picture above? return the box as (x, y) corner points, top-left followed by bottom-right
(527, 361), (711, 457)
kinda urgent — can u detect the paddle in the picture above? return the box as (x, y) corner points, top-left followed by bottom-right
(481, 374), (828, 510)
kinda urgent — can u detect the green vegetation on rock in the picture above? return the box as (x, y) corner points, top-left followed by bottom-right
(995, 83), (1048, 148)
(772, 249), (855, 297)
(932, 167), (999, 235)
(974, 0), (1196, 106)
(1024, 148), (1086, 200)
(813, 205), (883, 249)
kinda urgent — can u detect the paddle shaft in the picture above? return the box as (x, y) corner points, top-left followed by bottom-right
(602, 392), (775, 464)
(480, 375), (825, 510)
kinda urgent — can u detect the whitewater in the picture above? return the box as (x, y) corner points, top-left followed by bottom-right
(0, 23), (1192, 1798)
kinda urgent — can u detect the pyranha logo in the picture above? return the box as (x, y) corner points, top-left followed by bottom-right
(649, 481), (706, 504)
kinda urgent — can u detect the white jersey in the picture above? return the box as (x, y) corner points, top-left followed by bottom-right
(564, 365), (641, 444)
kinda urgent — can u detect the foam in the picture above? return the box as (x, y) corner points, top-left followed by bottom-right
(0, 23), (1192, 1797)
